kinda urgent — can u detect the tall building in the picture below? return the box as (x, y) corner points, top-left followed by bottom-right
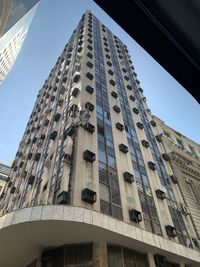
(0, 162), (10, 196)
(0, 0), (40, 84)
(0, 10), (200, 267)
(0, 0), (12, 37)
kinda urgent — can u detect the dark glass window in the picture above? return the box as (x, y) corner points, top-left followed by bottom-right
(169, 206), (189, 246)
(107, 245), (148, 267)
(94, 19), (122, 221)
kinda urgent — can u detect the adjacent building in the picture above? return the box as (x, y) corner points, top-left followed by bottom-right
(0, 0), (12, 37)
(0, 0), (40, 84)
(0, 10), (200, 267)
(0, 162), (10, 195)
(154, 116), (200, 242)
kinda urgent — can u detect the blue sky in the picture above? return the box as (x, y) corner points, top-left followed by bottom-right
(0, 0), (199, 165)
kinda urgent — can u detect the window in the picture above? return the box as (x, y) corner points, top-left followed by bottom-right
(38, 244), (93, 267)
(164, 131), (170, 138)
(107, 245), (148, 267)
(187, 180), (200, 204)
(176, 139), (184, 149)
(100, 183), (110, 202)
(138, 191), (161, 235)
(99, 162), (108, 184)
(169, 206), (189, 246)
(188, 145), (196, 156)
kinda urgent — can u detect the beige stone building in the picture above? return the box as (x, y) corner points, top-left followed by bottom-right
(153, 116), (200, 244)
(0, 10), (200, 267)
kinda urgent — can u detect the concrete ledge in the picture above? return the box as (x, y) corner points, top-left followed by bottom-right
(0, 205), (200, 267)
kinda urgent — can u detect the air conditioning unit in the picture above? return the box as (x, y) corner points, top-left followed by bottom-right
(27, 152), (33, 160)
(19, 161), (24, 168)
(62, 154), (71, 164)
(162, 153), (170, 161)
(119, 143), (129, 154)
(115, 122), (124, 131)
(72, 87), (80, 97)
(123, 172), (134, 183)
(81, 188), (97, 204)
(129, 209), (142, 223)
(148, 161), (156, 171)
(8, 181), (12, 188)
(34, 153), (41, 161)
(193, 239), (200, 248)
(85, 85), (94, 94)
(57, 191), (70, 205)
(136, 122), (144, 129)
(180, 204), (190, 215)
(64, 125), (77, 138)
(10, 187), (16, 194)
(150, 120), (156, 127)
(73, 72), (80, 83)
(0, 192), (5, 199)
(132, 107), (139, 114)
(111, 91), (118, 98)
(113, 105), (121, 113)
(156, 134), (162, 142)
(54, 113), (61, 122)
(129, 95), (135, 102)
(165, 225), (177, 238)
(50, 131), (58, 140)
(155, 189), (166, 200)
(83, 150), (96, 162)
(170, 175), (178, 184)
(83, 122), (95, 133)
(141, 140), (149, 148)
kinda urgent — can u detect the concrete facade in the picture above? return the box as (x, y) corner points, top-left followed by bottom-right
(0, 10), (200, 267)
(0, 162), (10, 197)
(0, 206), (199, 267)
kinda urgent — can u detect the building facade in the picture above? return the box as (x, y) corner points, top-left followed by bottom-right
(0, 0), (40, 84)
(0, 162), (10, 196)
(0, 0), (12, 37)
(0, 10), (200, 267)
(153, 116), (200, 243)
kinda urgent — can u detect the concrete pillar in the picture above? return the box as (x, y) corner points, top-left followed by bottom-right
(35, 249), (47, 267)
(147, 253), (156, 267)
(93, 242), (108, 267)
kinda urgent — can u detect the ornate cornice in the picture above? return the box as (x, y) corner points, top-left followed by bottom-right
(169, 150), (200, 178)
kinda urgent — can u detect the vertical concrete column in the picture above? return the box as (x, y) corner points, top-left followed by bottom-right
(93, 242), (108, 267)
(35, 251), (42, 267)
(147, 253), (156, 267)
(35, 249), (48, 267)
(179, 264), (185, 267)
